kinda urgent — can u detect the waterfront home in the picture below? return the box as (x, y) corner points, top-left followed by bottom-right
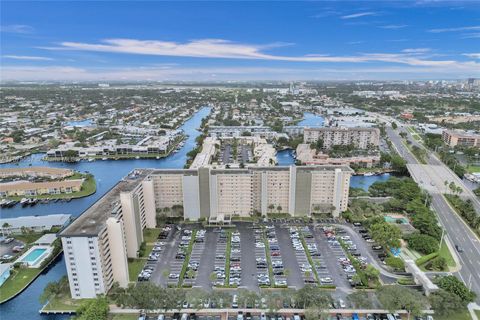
(0, 179), (83, 197)
(0, 263), (12, 287)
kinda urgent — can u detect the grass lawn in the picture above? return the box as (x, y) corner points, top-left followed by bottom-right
(110, 314), (139, 320)
(143, 228), (161, 243)
(0, 267), (42, 303)
(438, 239), (456, 269)
(435, 310), (472, 320)
(467, 165), (480, 173)
(475, 310), (480, 318)
(43, 294), (89, 311)
(128, 259), (145, 281)
(14, 232), (44, 244)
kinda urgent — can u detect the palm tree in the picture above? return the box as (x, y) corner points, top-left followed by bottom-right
(2, 223), (11, 237)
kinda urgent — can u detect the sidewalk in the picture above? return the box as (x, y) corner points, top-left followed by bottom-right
(468, 303), (480, 320)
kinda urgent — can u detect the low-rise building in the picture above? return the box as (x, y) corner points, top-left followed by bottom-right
(296, 144), (380, 168)
(303, 127), (380, 149)
(0, 167), (74, 180)
(0, 263), (12, 287)
(0, 214), (71, 234)
(0, 179), (83, 197)
(208, 126), (280, 139)
(442, 129), (480, 148)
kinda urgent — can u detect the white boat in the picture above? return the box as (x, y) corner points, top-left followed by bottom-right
(88, 158), (95, 162)
(20, 198), (29, 205)
(363, 172), (375, 176)
(102, 157), (108, 161)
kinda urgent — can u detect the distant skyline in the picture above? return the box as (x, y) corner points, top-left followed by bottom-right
(1, 1), (480, 81)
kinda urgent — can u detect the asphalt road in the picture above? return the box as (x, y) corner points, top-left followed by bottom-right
(387, 126), (480, 301)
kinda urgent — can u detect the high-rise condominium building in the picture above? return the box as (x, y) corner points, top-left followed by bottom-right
(303, 127), (380, 149)
(60, 165), (352, 299)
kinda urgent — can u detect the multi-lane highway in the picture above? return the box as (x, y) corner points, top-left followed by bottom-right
(386, 126), (480, 301)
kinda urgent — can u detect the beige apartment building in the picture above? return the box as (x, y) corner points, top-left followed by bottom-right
(0, 179), (83, 197)
(0, 167), (74, 179)
(60, 166), (352, 299)
(442, 129), (480, 148)
(303, 127), (380, 149)
(295, 144), (380, 168)
(60, 170), (156, 299)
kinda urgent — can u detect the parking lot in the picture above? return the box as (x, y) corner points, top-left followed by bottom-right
(144, 222), (381, 293)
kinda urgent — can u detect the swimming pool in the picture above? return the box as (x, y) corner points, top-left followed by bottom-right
(384, 216), (408, 224)
(22, 248), (47, 264)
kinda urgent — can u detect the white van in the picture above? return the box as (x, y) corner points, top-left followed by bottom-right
(181, 313), (188, 320)
(232, 294), (238, 308)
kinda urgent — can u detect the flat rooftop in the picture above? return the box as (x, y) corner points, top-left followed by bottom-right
(60, 169), (152, 237)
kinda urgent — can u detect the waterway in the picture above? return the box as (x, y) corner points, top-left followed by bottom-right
(0, 107), (211, 319)
(64, 119), (94, 127)
(297, 112), (324, 127)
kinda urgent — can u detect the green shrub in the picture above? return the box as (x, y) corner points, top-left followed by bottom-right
(415, 252), (438, 266)
(425, 256), (447, 271)
(385, 256), (405, 271)
(406, 232), (439, 254)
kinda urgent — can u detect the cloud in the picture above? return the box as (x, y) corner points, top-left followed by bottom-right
(463, 53), (480, 59)
(461, 33), (480, 39)
(380, 25), (408, 29)
(2, 64), (479, 82)
(401, 48), (431, 54)
(41, 38), (477, 70)
(428, 25), (480, 33)
(2, 55), (53, 61)
(341, 12), (377, 19)
(0, 24), (34, 34)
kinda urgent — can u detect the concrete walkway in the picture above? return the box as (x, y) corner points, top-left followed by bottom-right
(468, 303), (480, 320)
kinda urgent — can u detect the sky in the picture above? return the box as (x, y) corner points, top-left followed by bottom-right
(1, 0), (480, 81)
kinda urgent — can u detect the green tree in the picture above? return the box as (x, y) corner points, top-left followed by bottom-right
(295, 285), (331, 309)
(39, 276), (68, 304)
(377, 285), (427, 320)
(429, 289), (466, 317)
(75, 296), (109, 320)
(304, 307), (329, 320)
(437, 275), (477, 303)
(369, 222), (402, 249)
(347, 291), (373, 309)
(391, 122), (398, 130)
